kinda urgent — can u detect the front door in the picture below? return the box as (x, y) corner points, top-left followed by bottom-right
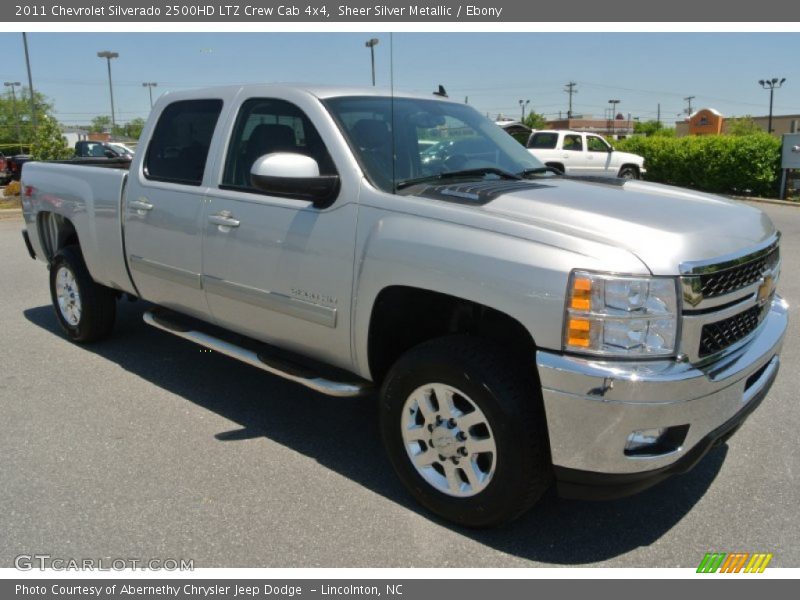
(200, 97), (358, 369)
(586, 135), (614, 176)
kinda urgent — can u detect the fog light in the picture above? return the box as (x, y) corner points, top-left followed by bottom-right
(624, 425), (689, 457)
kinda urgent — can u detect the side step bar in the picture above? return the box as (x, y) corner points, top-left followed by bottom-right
(143, 309), (372, 398)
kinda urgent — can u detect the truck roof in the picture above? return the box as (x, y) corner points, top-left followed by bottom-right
(155, 83), (452, 104)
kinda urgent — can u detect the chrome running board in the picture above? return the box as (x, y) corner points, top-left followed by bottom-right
(143, 309), (372, 398)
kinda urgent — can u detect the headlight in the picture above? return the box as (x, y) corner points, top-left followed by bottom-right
(564, 270), (679, 357)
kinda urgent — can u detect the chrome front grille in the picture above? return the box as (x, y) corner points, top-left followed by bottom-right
(698, 246), (779, 299)
(680, 235), (780, 363)
(698, 305), (764, 357)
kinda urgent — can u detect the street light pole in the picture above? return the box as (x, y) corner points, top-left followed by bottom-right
(519, 99), (530, 122)
(142, 82), (158, 109)
(97, 51), (119, 133)
(365, 38), (379, 86)
(22, 33), (37, 129)
(4, 82), (23, 153)
(608, 99), (620, 136)
(759, 77), (786, 134)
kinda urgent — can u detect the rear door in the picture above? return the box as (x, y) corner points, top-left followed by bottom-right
(560, 133), (585, 175)
(124, 98), (223, 318)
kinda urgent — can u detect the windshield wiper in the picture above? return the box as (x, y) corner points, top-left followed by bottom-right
(396, 167), (521, 190)
(519, 166), (564, 177)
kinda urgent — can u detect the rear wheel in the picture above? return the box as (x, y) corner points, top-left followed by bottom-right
(49, 245), (116, 343)
(380, 335), (552, 527)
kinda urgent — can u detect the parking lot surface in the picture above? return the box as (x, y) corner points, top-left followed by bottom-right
(1, 202), (798, 568)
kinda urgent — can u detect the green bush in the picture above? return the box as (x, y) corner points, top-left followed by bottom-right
(616, 134), (781, 198)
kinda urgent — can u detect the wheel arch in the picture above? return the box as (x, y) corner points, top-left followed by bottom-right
(37, 211), (79, 261)
(366, 285), (537, 384)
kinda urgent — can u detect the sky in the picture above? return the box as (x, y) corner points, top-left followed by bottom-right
(1, 32), (798, 127)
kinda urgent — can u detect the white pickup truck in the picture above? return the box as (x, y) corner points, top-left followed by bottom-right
(20, 84), (786, 527)
(527, 129), (646, 179)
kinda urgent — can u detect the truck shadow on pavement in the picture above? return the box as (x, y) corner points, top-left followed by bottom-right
(24, 301), (728, 565)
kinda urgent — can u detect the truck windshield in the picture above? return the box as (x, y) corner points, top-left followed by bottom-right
(324, 96), (544, 193)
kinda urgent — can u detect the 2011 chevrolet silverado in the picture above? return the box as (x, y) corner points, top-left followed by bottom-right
(20, 85), (787, 527)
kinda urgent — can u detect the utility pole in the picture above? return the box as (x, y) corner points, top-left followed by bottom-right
(97, 51), (119, 133)
(365, 38), (379, 86)
(142, 82), (158, 109)
(608, 99), (620, 136)
(657, 103), (661, 127)
(519, 98), (530, 122)
(4, 82), (23, 153)
(683, 95), (695, 116)
(759, 78), (786, 134)
(564, 81), (577, 119)
(22, 33), (36, 129)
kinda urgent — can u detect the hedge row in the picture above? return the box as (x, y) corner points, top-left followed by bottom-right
(615, 134), (782, 198)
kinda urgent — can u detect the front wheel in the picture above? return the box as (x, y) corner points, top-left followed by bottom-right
(380, 335), (552, 527)
(618, 166), (639, 180)
(49, 245), (116, 343)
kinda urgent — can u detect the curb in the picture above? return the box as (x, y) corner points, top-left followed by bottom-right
(728, 195), (800, 207)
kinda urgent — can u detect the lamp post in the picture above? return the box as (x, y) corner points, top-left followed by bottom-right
(4, 81), (23, 153)
(365, 38), (379, 86)
(608, 99), (620, 136)
(97, 50), (119, 133)
(142, 82), (158, 109)
(519, 99), (530, 123)
(758, 77), (786, 134)
(22, 33), (36, 129)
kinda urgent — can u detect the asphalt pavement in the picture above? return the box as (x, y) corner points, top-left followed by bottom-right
(1, 203), (798, 568)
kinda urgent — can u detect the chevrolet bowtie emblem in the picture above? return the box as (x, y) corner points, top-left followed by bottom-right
(757, 274), (775, 307)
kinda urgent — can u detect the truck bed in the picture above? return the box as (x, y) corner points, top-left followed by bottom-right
(22, 161), (136, 295)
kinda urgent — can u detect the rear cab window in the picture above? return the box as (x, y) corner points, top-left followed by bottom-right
(144, 99), (223, 186)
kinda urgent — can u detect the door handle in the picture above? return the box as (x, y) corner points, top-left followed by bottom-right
(208, 211), (240, 228)
(130, 199), (153, 212)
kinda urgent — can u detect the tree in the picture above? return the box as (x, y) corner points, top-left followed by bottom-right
(726, 116), (762, 136)
(523, 112), (547, 130)
(90, 115), (111, 133)
(0, 88), (54, 151)
(633, 120), (675, 137)
(30, 115), (73, 160)
(123, 118), (146, 140)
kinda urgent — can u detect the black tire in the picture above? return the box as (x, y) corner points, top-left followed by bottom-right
(618, 166), (639, 180)
(49, 245), (116, 343)
(380, 335), (552, 528)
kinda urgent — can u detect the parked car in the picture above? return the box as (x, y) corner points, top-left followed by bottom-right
(6, 154), (32, 181)
(0, 153), (8, 185)
(527, 130), (646, 179)
(74, 140), (134, 161)
(20, 84), (786, 527)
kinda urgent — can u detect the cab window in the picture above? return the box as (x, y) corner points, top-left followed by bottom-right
(527, 132), (558, 149)
(587, 136), (611, 152)
(144, 99), (223, 185)
(563, 134), (583, 151)
(222, 98), (336, 193)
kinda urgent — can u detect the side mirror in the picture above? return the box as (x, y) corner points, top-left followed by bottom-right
(103, 149), (116, 158)
(250, 153), (339, 208)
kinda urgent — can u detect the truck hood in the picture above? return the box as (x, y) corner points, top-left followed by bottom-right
(612, 150), (645, 165)
(447, 178), (775, 275)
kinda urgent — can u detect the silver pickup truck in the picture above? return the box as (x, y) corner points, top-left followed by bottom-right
(20, 85), (787, 527)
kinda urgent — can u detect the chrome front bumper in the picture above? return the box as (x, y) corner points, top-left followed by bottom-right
(537, 296), (787, 483)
